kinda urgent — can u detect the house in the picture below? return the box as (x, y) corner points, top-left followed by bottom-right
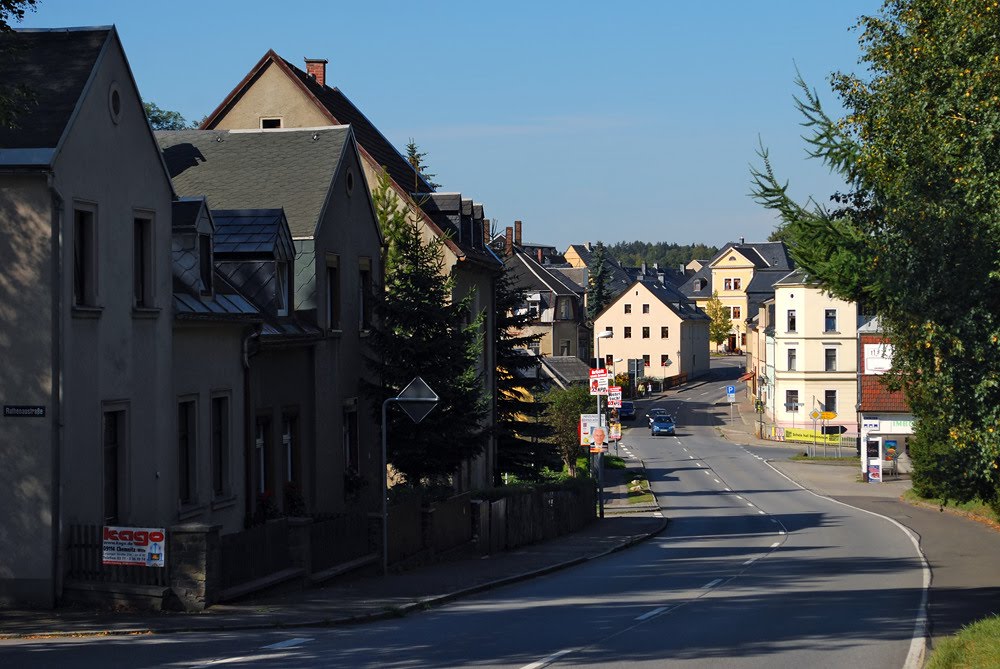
(858, 315), (913, 474)
(197, 51), (502, 489)
(679, 240), (793, 352)
(593, 280), (711, 383)
(0, 27), (176, 607)
(767, 270), (858, 439)
(157, 127), (383, 515)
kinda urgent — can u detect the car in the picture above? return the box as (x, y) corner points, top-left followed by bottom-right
(650, 414), (676, 436)
(646, 407), (669, 424)
(619, 401), (636, 421)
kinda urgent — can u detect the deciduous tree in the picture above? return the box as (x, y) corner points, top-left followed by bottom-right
(704, 291), (731, 350)
(542, 384), (592, 477)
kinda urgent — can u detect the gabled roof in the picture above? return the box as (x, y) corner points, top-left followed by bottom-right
(711, 241), (793, 270)
(156, 127), (352, 238)
(678, 264), (712, 299)
(564, 244), (632, 297)
(211, 208), (295, 259)
(596, 279), (709, 322)
(0, 27), (110, 154)
(507, 248), (582, 298)
(539, 356), (591, 388)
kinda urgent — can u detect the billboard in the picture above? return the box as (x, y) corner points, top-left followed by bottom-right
(102, 526), (166, 567)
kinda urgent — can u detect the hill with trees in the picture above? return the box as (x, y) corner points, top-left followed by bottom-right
(606, 241), (718, 269)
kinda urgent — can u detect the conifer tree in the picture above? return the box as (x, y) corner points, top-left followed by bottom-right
(586, 241), (611, 321)
(406, 139), (441, 191)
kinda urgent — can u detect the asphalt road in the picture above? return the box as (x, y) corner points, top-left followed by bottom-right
(0, 359), (927, 668)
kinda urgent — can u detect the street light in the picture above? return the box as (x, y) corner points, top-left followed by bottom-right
(594, 330), (613, 519)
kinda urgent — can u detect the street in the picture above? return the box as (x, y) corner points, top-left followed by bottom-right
(0, 359), (926, 668)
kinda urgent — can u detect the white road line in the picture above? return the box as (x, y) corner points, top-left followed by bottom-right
(779, 531), (786, 535)
(713, 478), (720, 483)
(735, 495), (744, 500)
(635, 606), (669, 621)
(746, 502), (755, 507)
(770, 542), (780, 548)
(703, 578), (722, 588)
(696, 463), (703, 467)
(261, 638), (312, 650)
(683, 448), (688, 452)
(742, 558), (757, 566)
(724, 487), (731, 491)
(689, 455), (694, 459)
(704, 471), (712, 476)
(758, 510), (766, 515)
(521, 649), (577, 669)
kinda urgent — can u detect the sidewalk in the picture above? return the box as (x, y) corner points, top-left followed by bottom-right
(0, 459), (666, 639)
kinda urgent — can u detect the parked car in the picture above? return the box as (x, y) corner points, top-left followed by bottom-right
(650, 414), (676, 436)
(620, 401), (636, 421)
(646, 407), (669, 424)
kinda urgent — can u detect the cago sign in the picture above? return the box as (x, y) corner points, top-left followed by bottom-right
(103, 526), (166, 567)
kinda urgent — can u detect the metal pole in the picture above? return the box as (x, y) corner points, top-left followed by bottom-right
(596, 337), (604, 519)
(381, 398), (392, 575)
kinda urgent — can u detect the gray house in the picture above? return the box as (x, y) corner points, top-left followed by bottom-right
(157, 127), (384, 515)
(0, 27), (176, 607)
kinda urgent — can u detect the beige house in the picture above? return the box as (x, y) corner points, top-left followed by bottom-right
(199, 51), (501, 489)
(593, 280), (710, 382)
(0, 28), (176, 607)
(770, 270), (858, 435)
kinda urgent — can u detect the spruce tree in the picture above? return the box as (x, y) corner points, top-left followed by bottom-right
(406, 139), (441, 191)
(369, 170), (487, 484)
(587, 241), (611, 321)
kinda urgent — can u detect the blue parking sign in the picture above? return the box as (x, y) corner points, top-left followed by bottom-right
(726, 385), (735, 395)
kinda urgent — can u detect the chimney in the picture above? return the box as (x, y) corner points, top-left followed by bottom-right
(740, 236), (745, 245)
(305, 58), (328, 87)
(483, 220), (491, 249)
(514, 220), (522, 247)
(505, 226), (513, 257)
(537, 248), (544, 264)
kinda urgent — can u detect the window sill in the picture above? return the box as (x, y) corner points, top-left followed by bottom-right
(177, 503), (205, 521)
(71, 305), (104, 319)
(132, 306), (161, 319)
(211, 494), (238, 511)
(824, 330), (840, 335)
(327, 328), (343, 338)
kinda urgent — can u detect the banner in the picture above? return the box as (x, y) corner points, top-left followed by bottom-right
(102, 526), (166, 567)
(580, 413), (607, 449)
(782, 427), (840, 446)
(589, 369), (609, 396)
(608, 386), (622, 408)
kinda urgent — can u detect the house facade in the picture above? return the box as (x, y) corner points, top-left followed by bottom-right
(858, 316), (914, 474)
(0, 27), (176, 606)
(593, 280), (710, 382)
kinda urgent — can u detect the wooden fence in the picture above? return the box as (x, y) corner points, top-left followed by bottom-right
(66, 524), (167, 587)
(219, 518), (290, 591)
(310, 512), (372, 572)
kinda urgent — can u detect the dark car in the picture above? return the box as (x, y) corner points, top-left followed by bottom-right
(646, 407), (669, 424)
(650, 414), (676, 436)
(620, 401), (636, 421)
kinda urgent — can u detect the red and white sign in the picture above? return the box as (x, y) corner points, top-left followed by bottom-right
(589, 369), (609, 396)
(102, 526), (166, 567)
(607, 386), (622, 408)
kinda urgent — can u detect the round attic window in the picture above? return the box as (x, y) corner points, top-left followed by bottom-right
(346, 170), (355, 195)
(108, 82), (122, 124)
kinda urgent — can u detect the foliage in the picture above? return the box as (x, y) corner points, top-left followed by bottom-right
(368, 169), (488, 484)
(494, 255), (557, 482)
(926, 614), (1000, 669)
(704, 291), (732, 347)
(0, 0), (38, 129)
(586, 241), (612, 321)
(143, 101), (192, 130)
(542, 384), (593, 477)
(606, 241), (718, 270)
(405, 138), (441, 190)
(750, 0), (1000, 505)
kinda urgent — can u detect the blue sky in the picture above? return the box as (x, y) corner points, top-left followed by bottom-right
(19, 0), (880, 250)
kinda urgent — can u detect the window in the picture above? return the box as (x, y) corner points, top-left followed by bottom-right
(560, 339), (571, 356)
(557, 296), (573, 320)
(824, 390), (837, 414)
(660, 354), (670, 366)
(605, 354), (613, 367)
(344, 407), (359, 474)
(785, 389), (799, 412)
(283, 415), (298, 484)
(825, 348), (837, 372)
(133, 216), (153, 308)
(642, 326), (650, 339)
(103, 408), (125, 524)
(624, 304), (632, 314)
(643, 354), (650, 367)
(276, 261), (289, 317)
(733, 278), (741, 290)
(624, 326), (632, 339)
(199, 234), (213, 295)
(787, 309), (797, 332)
(724, 278), (733, 290)
(73, 208), (97, 306)
(732, 306), (741, 319)
(359, 258), (372, 330)
(326, 255), (340, 330)
(211, 396), (229, 498)
(260, 117), (282, 129)
(824, 309), (838, 333)
(661, 326), (669, 338)
(605, 326), (613, 335)
(178, 400), (197, 505)
(787, 348), (797, 371)
(642, 304), (649, 314)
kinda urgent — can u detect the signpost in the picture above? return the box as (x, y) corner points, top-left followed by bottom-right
(726, 385), (736, 422)
(382, 377), (439, 574)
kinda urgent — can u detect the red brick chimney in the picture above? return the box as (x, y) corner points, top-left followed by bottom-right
(514, 220), (522, 246)
(537, 248), (543, 264)
(505, 226), (513, 257)
(483, 220), (491, 249)
(304, 58), (328, 87)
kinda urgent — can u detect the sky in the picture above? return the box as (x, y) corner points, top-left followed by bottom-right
(18, 0), (882, 250)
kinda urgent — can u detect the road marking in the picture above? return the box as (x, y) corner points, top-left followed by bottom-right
(689, 455), (694, 459)
(746, 502), (755, 507)
(683, 447), (688, 452)
(770, 542), (780, 548)
(521, 649), (576, 669)
(735, 495), (744, 500)
(635, 606), (669, 621)
(770, 518), (778, 523)
(704, 471), (712, 476)
(261, 638), (312, 650)
(724, 487), (731, 492)
(758, 510), (766, 515)
(696, 462), (703, 467)
(703, 578), (722, 588)
(713, 478), (720, 483)
(742, 558), (757, 566)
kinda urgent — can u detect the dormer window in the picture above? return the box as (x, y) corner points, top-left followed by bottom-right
(260, 118), (282, 129)
(199, 234), (213, 296)
(276, 261), (289, 316)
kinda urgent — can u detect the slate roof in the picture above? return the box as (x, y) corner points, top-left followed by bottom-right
(0, 28), (110, 152)
(678, 265), (712, 300)
(539, 356), (591, 388)
(599, 279), (708, 322)
(564, 244), (632, 297)
(156, 127), (351, 238)
(174, 273), (260, 321)
(171, 198), (204, 231)
(549, 266), (589, 295)
(508, 249), (581, 298)
(212, 209), (295, 258)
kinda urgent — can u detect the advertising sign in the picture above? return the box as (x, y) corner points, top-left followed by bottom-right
(867, 461), (882, 483)
(609, 422), (621, 441)
(607, 386), (622, 408)
(783, 428), (840, 445)
(102, 526), (166, 567)
(580, 413), (608, 451)
(864, 343), (894, 375)
(589, 369), (609, 396)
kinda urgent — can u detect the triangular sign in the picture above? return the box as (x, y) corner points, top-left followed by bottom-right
(396, 376), (439, 424)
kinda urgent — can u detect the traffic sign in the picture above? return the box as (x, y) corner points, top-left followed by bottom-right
(821, 411), (838, 420)
(726, 385), (736, 395)
(809, 409), (821, 420)
(396, 376), (439, 423)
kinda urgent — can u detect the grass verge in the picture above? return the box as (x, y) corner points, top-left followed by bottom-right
(626, 471), (654, 505)
(902, 489), (1000, 529)
(928, 614), (1000, 669)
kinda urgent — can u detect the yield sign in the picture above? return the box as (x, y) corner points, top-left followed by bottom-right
(396, 376), (439, 424)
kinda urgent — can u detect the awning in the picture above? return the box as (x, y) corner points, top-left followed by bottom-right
(738, 371), (755, 381)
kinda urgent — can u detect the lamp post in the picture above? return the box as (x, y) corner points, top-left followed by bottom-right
(595, 330), (613, 519)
